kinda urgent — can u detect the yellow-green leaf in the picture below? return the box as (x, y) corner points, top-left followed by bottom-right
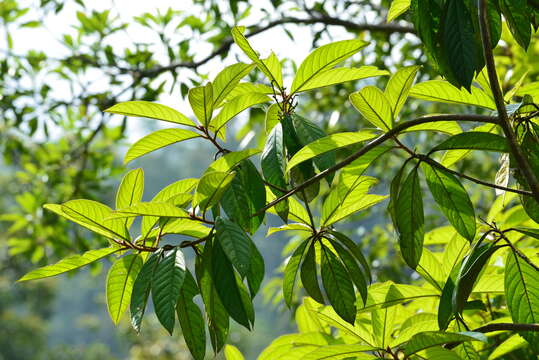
(213, 62), (255, 107)
(189, 83), (214, 126)
(410, 80), (496, 109)
(350, 86), (393, 130)
(384, 65), (420, 117)
(295, 66), (388, 93)
(193, 171), (236, 211)
(387, 0), (411, 22)
(104, 101), (195, 127)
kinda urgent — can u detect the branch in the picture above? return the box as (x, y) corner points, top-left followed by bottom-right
(254, 114), (499, 216)
(473, 323), (539, 333)
(133, 16), (415, 78)
(478, 0), (539, 202)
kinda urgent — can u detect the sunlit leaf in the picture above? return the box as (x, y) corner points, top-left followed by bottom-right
(350, 86), (393, 130)
(106, 254), (143, 325)
(104, 101), (195, 127)
(410, 80), (496, 109)
(176, 271), (206, 360)
(384, 65), (419, 117)
(295, 66), (388, 93)
(189, 83), (214, 126)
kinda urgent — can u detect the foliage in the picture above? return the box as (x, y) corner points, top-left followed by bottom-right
(5, 0), (539, 359)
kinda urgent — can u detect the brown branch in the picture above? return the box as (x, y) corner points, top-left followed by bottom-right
(132, 17), (415, 78)
(478, 0), (539, 202)
(254, 114), (499, 217)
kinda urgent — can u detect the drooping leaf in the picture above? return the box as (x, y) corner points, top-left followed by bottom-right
(291, 39), (368, 94)
(215, 217), (252, 278)
(294, 66), (388, 93)
(500, 0), (531, 50)
(193, 171), (236, 212)
(124, 128), (200, 164)
(176, 271), (206, 360)
(300, 242), (325, 304)
(431, 132), (509, 153)
(211, 239), (252, 329)
(246, 237), (265, 298)
(221, 160), (266, 234)
(505, 251), (539, 352)
(45, 200), (129, 241)
(106, 254), (144, 325)
(212, 62), (255, 107)
(283, 239), (310, 307)
(403, 331), (487, 356)
(327, 230), (372, 284)
(422, 163), (476, 241)
(195, 241), (229, 353)
(130, 250), (161, 333)
(320, 244), (357, 324)
(331, 240), (368, 305)
(104, 101), (196, 127)
(395, 167), (424, 269)
(188, 83), (214, 126)
(350, 86), (393, 130)
(387, 0), (411, 22)
(152, 248), (186, 334)
(453, 242), (503, 314)
(18, 246), (119, 282)
(286, 131), (376, 173)
(384, 65), (420, 117)
(442, 0), (478, 89)
(410, 80), (496, 109)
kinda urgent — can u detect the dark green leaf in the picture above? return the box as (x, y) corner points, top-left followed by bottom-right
(422, 163), (476, 241)
(221, 160), (266, 234)
(300, 242), (325, 303)
(320, 244), (357, 324)
(246, 238), (265, 298)
(283, 239), (310, 307)
(396, 167), (424, 269)
(431, 132), (509, 153)
(404, 331), (487, 356)
(130, 250), (162, 333)
(152, 248), (186, 334)
(327, 230), (371, 284)
(211, 239), (252, 329)
(438, 264), (461, 330)
(215, 217), (252, 278)
(500, 0), (531, 49)
(505, 251), (539, 352)
(176, 271), (206, 360)
(330, 240), (368, 305)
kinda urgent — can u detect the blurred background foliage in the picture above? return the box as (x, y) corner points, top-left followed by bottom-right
(1, 0), (537, 358)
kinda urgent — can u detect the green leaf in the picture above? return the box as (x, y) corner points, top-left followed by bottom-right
(147, 219), (210, 239)
(395, 167), (424, 269)
(402, 120), (462, 135)
(261, 52), (283, 89)
(422, 163), (476, 241)
(384, 65), (420, 117)
(453, 242), (502, 314)
(45, 200), (129, 240)
(152, 248), (186, 334)
(300, 242), (325, 303)
(18, 247), (118, 282)
(440, 123), (497, 167)
(331, 240), (368, 305)
(224, 345), (245, 360)
(193, 171), (236, 212)
(124, 128), (200, 164)
(372, 306), (397, 349)
(438, 265), (461, 330)
(294, 66), (388, 93)
(213, 62), (255, 107)
(225, 83), (273, 102)
(188, 83), (213, 126)
(205, 148), (260, 173)
(350, 86), (393, 130)
(292, 114), (336, 183)
(505, 251), (539, 352)
(221, 160), (266, 234)
(442, 0), (478, 89)
(387, 0), (411, 22)
(195, 241), (229, 353)
(266, 188), (311, 225)
(261, 123), (288, 220)
(176, 271), (206, 360)
(291, 39), (369, 94)
(327, 231), (372, 284)
(321, 244), (357, 324)
(215, 217), (252, 278)
(500, 0), (531, 50)
(410, 80), (496, 109)
(265, 102), (281, 134)
(286, 131), (377, 173)
(116, 168), (144, 210)
(104, 101), (195, 127)
(404, 331), (487, 356)
(246, 237), (265, 298)
(302, 344), (377, 360)
(283, 239), (310, 307)
(130, 251), (161, 333)
(487, 334), (528, 360)
(211, 239), (252, 329)
(210, 92), (270, 135)
(431, 132), (509, 153)
(106, 254), (144, 325)
(322, 176), (386, 227)
(388, 160), (409, 226)
(110, 202), (189, 219)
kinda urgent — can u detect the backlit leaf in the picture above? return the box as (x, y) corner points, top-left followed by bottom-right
(104, 101), (195, 127)
(350, 86), (393, 130)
